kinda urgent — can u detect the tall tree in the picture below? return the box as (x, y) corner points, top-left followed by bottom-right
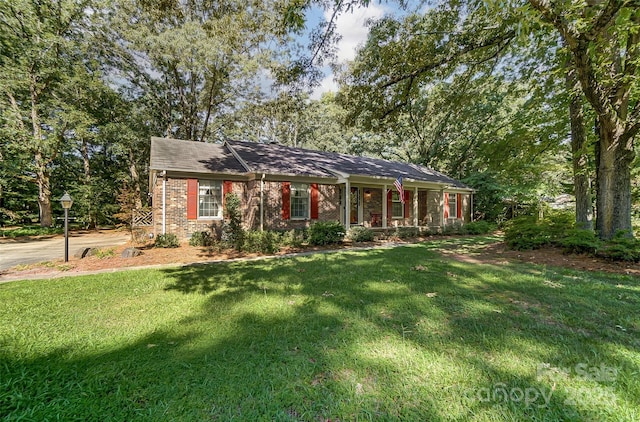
(524, 1), (639, 238)
(0, 0), (90, 226)
(105, 0), (287, 142)
(566, 63), (594, 230)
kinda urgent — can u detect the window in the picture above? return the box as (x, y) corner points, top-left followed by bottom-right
(198, 180), (222, 218)
(291, 183), (309, 219)
(392, 191), (403, 218)
(448, 193), (457, 219)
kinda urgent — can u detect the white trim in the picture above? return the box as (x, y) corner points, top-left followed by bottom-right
(290, 182), (310, 220)
(162, 171), (166, 235)
(260, 174), (265, 231)
(382, 184), (388, 228)
(413, 186), (418, 226)
(197, 179), (224, 220)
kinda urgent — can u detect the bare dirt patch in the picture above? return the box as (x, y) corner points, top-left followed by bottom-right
(2, 234), (639, 281)
(439, 242), (640, 276)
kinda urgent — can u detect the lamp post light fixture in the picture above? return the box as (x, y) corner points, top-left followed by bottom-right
(59, 192), (73, 262)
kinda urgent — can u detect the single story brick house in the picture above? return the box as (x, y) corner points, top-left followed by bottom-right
(149, 137), (474, 240)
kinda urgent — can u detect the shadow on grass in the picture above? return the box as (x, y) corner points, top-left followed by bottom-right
(1, 241), (639, 420)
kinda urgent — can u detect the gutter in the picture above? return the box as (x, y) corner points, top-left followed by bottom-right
(161, 170), (167, 235)
(260, 173), (265, 231)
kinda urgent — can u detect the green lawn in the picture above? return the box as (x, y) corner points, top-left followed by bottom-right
(1, 237), (638, 421)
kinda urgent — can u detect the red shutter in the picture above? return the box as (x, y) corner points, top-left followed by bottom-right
(223, 180), (233, 196)
(387, 189), (393, 221)
(282, 182), (291, 220)
(444, 192), (449, 219)
(457, 193), (462, 219)
(187, 179), (198, 220)
(310, 183), (319, 219)
(404, 190), (411, 218)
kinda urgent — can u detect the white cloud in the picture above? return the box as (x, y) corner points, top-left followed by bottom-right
(311, 4), (385, 99)
(332, 4), (385, 62)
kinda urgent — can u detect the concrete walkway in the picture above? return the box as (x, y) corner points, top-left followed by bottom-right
(0, 231), (130, 271)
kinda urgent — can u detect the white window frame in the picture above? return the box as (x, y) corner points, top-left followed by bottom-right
(198, 180), (223, 219)
(448, 193), (457, 219)
(290, 183), (310, 220)
(391, 191), (404, 219)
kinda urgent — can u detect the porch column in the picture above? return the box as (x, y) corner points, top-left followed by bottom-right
(344, 180), (351, 231)
(440, 188), (445, 229)
(470, 192), (474, 222)
(413, 186), (418, 227)
(382, 184), (387, 228)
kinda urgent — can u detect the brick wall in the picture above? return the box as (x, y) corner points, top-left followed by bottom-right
(263, 181), (340, 230)
(153, 177), (341, 239)
(151, 175), (471, 239)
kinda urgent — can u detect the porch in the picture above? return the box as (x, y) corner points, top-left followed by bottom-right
(340, 184), (471, 231)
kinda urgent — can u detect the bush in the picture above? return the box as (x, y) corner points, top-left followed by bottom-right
(559, 228), (601, 255)
(462, 220), (495, 235)
(189, 231), (215, 247)
(545, 210), (575, 242)
(597, 232), (640, 262)
(503, 217), (551, 250)
(394, 227), (420, 239)
(155, 233), (179, 248)
(243, 230), (281, 254)
(308, 221), (345, 246)
(280, 229), (305, 248)
(348, 226), (375, 242)
(221, 193), (244, 250)
(442, 221), (463, 235)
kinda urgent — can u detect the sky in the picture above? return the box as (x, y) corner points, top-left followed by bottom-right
(309, 3), (389, 99)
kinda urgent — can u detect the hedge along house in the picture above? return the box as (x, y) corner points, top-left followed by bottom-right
(149, 137), (474, 240)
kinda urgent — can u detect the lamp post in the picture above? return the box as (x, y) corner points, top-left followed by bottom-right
(59, 192), (73, 262)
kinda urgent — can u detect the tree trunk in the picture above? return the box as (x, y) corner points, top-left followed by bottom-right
(128, 149), (143, 209)
(566, 68), (593, 230)
(81, 138), (95, 229)
(595, 122), (634, 239)
(30, 80), (53, 227)
(35, 150), (53, 227)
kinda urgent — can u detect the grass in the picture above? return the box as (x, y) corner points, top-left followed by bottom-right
(0, 225), (63, 238)
(0, 237), (638, 421)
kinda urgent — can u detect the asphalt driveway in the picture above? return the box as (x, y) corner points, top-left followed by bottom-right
(0, 231), (130, 270)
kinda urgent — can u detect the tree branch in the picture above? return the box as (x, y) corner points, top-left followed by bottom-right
(379, 29), (515, 90)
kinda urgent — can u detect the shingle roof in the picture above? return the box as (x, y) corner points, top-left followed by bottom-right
(149, 137), (469, 189)
(227, 140), (469, 189)
(150, 137), (248, 174)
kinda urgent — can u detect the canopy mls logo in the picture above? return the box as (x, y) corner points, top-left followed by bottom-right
(461, 362), (620, 409)
(536, 362), (618, 383)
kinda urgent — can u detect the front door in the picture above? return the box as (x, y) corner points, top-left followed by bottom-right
(350, 187), (359, 224)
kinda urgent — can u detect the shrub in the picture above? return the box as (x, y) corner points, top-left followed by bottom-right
(221, 193), (244, 250)
(503, 217), (550, 250)
(597, 232), (640, 262)
(280, 229), (305, 248)
(559, 229), (601, 255)
(189, 231), (215, 247)
(545, 210), (575, 242)
(155, 233), (179, 248)
(243, 230), (281, 254)
(394, 227), (420, 239)
(93, 248), (115, 259)
(308, 221), (345, 246)
(348, 226), (375, 242)
(462, 220), (494, 235)
(442, 221), (463, 235)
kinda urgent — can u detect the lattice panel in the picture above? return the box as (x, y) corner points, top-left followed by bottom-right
(132, 209), (153, 227)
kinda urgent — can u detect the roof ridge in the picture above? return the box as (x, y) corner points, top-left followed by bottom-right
(223, 141), (252, 172)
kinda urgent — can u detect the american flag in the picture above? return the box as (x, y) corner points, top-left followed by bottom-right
(394, 176), (405, 204)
